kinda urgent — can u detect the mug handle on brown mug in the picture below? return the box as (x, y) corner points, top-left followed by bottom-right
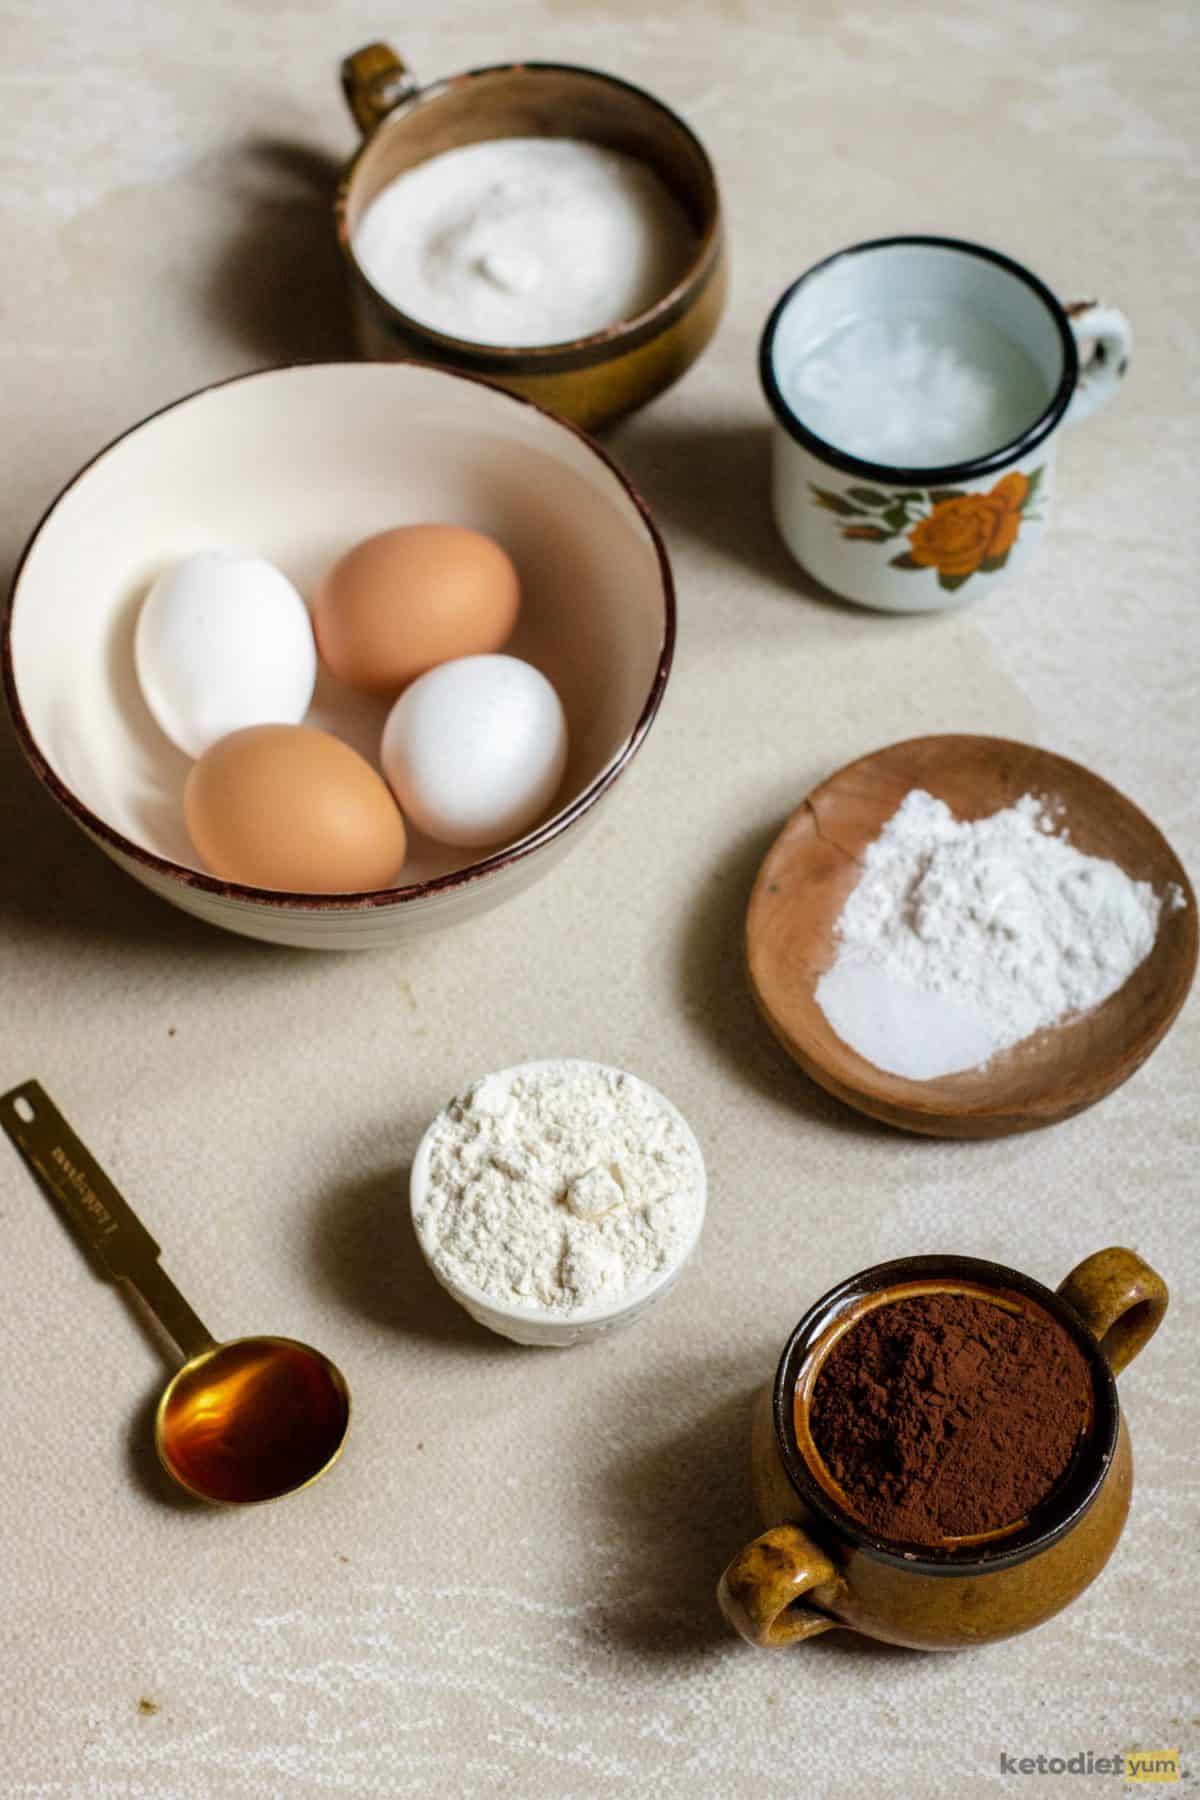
(1057, 1246), (1168, 1376)
(717, 1523), (845, 1647)
(341, 42), (419, 138)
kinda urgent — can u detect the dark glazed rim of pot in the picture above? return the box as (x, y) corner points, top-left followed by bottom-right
(758, 234), (1079, 487)
(1, 360), (676, 913)
(336, 61), (725, 376)
(773, 1253), (1120, 1577)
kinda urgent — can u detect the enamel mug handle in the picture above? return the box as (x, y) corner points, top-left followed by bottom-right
(1057, 1246), (1167, 1376)
(341, 42), (419, 138)
(1063, 300), (1132, 427)
(717, 1523), (844, 1647)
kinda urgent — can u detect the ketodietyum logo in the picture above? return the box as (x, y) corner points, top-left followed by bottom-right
(999, 1750), (1180, 1782)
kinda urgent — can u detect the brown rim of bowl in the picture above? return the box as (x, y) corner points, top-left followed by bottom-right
(772, 1254), (1121, 1578)
(334, 61), (724, 375)
(2, 360), (676, 913)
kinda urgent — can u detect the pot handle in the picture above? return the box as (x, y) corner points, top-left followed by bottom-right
(1057, 1246), (1168, 1376)
(1062, 300), (1132, 428)
(717, 1523), (844, 1647)
(341, 42), (419, 138)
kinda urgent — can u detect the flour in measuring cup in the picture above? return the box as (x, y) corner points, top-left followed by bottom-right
(414, 1062), (704, 1314)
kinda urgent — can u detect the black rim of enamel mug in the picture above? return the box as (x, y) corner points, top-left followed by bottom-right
(758, 235), (1080, 487)
(772, 1254), (1120, 1577)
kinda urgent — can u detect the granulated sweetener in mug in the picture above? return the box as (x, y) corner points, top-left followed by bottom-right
(353, 138), (697, 348)
(816, 790), (1181, 1080)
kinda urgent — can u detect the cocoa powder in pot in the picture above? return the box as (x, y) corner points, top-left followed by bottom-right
(806, 1290), (1093, 1545)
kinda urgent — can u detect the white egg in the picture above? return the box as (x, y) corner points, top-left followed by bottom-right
(381, 654), (568, 848)
(135, 550), (317, 758)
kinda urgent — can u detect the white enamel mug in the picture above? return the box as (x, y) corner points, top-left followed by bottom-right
(761, 236), (1131, 613)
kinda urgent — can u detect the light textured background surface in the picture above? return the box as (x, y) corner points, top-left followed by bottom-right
(2, 1), (1197, 1794)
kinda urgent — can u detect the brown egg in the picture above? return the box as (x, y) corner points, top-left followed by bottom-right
(312, 524), (520, 696)
(184, 724), (407, 893)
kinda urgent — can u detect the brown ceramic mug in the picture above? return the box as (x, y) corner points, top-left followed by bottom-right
(718, 1247), (1167, 1652)
(334, 44), (727, 432)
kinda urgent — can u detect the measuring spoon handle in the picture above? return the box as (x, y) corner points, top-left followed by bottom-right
(0, 1080), (215, 1361)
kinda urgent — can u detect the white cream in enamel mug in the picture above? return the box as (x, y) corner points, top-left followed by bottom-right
(761, 236), (1131, 613)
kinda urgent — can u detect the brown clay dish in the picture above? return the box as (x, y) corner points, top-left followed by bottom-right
(745, 734), (1197, 1138)
(717, 1246), (1167, 1651)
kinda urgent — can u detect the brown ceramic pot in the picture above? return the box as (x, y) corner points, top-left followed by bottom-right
(718, 1247), (1167, 1651)
(334, 44), (727, 432)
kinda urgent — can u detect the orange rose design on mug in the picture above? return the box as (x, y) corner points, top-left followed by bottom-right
(907, 471), (1028, 575)
(809, 467), (1043, 594)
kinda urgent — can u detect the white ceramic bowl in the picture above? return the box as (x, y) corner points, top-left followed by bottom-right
(409, 1059), (707, 1347)
(3, 363), (674, 948)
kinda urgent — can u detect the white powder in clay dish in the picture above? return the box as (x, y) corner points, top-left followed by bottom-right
(413, 1062), (705, 1315)
(352, 138), (698, 347)
(815, 790), (1173, 1081)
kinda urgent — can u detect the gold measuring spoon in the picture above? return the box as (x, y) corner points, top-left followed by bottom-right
(0, 1079), (350, 1505)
